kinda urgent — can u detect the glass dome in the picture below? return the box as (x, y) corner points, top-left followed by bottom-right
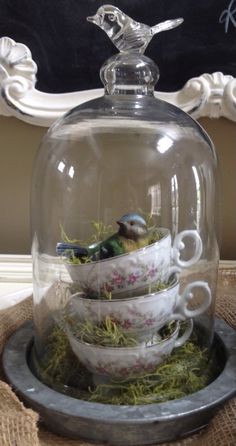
(31, 6), (219, 403)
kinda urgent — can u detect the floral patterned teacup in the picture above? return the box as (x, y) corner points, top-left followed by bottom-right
(66, 228), (202, 297)
(65, 279), (211, 341)
(67, 320), (193, 379)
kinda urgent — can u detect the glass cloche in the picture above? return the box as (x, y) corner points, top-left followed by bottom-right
(31, 6), (219, 403)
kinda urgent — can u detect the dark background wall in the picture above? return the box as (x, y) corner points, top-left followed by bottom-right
(0, 0), (236, 93)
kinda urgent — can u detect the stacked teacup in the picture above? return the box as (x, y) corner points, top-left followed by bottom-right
(63, 228), (211, 380)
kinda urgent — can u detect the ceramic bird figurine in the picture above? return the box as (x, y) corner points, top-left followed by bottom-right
(56, 213), (149, 261)
(87, 5), (183, 54)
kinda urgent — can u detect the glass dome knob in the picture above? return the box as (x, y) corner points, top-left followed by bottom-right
(87, 5), (183, 95)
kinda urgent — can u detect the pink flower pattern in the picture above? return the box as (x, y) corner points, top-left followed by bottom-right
(102, 264), (158, 292)
(127, 273), (139, 285)
(120, 319), (133, 329)
(90, 359), (164, 378)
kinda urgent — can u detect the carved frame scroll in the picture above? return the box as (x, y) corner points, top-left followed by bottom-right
(0, 37), (236, 127)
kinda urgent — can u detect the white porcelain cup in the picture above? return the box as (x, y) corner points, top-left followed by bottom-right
(67, 319), (193, 379)
(65, 279), (211, 341)
(66, 228), (203, 296)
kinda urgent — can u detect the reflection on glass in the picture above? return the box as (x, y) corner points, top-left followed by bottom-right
(68, 166), (75, 179)
(171, 174), (179, 234)
(148, 183), (161, 216)
(156, 135), (173, 154)
(192, 165), (201, 231)
(57, 161), (65, 173)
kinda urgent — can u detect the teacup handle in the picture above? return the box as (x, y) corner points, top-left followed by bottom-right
(166, 265), (181, 281)
(172, 230), (202, 268)
(174, 281), (212, 320)
(174, 318), (193, 347)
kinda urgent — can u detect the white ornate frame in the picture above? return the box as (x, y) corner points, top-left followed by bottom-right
(0, 36), (236, 127)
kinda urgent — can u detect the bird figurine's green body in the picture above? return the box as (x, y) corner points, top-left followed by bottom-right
(57, 213), (152, 261)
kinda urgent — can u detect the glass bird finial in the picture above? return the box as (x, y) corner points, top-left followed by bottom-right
(87, 4), (183, 55)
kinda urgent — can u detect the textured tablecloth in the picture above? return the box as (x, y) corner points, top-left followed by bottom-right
(0, 266), (235, 446)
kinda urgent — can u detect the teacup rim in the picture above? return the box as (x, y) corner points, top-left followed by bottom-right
(70, 276), (178, 303)
(66, 227), (170, 267)
(69, 321), (179, 352)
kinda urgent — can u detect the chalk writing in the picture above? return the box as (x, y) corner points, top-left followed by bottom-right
(219, 0), (236, 33)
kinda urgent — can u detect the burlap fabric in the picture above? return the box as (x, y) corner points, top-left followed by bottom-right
(0, 267), (235, 446)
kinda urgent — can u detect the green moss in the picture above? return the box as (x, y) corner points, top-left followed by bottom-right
(66, 316), (139, 347)
(60, 217), (163, 265)
(65, 317), (177, 348)
(35, 323), (219, 405)
(60, 220), (115, 265)
(147, 276), (176, 294)
(88, 340), (216, 405)
(59, 223), (83, 245)
(66, 251), (93, 265)
(89, 220), (114, 243)
(61, 221), (114, 247)
(137, 210), (157, 228)
(37, 326), (81, 384)
(148, 227), (163, 244)
(33, 325), (92, 397)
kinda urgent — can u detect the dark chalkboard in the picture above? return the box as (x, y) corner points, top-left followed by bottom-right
(1, 0), (236, 93)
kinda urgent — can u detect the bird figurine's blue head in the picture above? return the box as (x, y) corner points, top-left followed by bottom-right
(117, 213), (147, 241)
(87, 5), (183, 54)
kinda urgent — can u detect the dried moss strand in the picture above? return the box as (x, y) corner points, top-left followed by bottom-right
(66, 316), (139, 347)
(60, 223), (83, 245)
(90, 221), (114, 243)
(36, 323), (219, 406)
(59, 217), (163, 266)
(87, 341), (215, 405)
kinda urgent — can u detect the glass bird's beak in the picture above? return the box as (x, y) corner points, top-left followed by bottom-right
(87, 14), (100, 25)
